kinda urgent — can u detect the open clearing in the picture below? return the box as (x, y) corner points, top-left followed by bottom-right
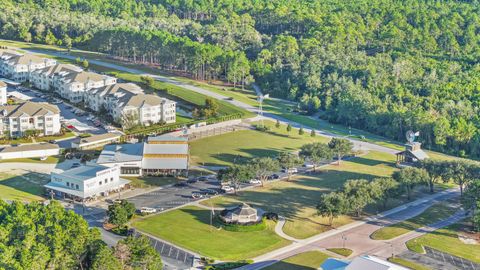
(264, 250), (330, 270)
(190, 121), (329, 166)
(132, 206), (290, 261)
(200, 151), (402, 239)
(0, 171), (50, 201)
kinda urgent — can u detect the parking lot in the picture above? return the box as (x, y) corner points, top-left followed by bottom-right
(6, 85), (110, 147)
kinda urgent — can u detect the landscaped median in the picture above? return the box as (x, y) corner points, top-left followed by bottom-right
(131, 206), (290, 261)
(406, 220), (480, 264)
(370, 201), (459, 240)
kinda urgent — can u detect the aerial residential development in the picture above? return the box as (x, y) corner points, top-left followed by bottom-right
(0, 1), (479, 270)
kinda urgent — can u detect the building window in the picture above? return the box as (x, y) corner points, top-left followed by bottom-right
(76, 184), (79, 190)
(110, 177), (113, 182)
(66, 182), (69, 187)
(99, 181), (102, 185)
(104, 179), (107, 184)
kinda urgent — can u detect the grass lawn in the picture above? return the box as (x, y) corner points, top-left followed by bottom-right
(132, 206), (290, 261)
(370, 201), (459, 240)
(190, 121), (329, 166)
(326, 248), (353, 257)
(406, 221), (480, 263)
(0, 156), (59, 164)
(388, 257), (431, 270)
(264, 251), (330, 270)
(123, 176), (179, 188)
(0, 171), (50, 201)
(200, 151), (402, 239)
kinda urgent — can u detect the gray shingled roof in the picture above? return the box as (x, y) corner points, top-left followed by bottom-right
(0, 101), (60, 117)
(61, 71), (109, 84)
(34, 63), (82, 76)
(117, 94), (165, 108)
(229, 203), (257, 216)
(90, 83), (143, 97)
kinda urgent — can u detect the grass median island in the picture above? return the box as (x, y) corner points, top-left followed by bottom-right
(132, 206), (290, 261)
(122, 176), (179, 188)
(264, 251), (330, 270)
(0, 172), (50, 201)
(406, 221), (480, 263)
(190, 121), (329, 166)
(388, 257), (431, 270)
(200, 151), (399, 239)
(370, 202), (459, 240)
(326, 248), (353, 257)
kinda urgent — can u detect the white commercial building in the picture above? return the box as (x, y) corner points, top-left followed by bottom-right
(0, 81), (6, 105)
(0, 49), (56, 82)
(0, 143), (60, 160)
(45, 164), (130, 201)
(96, 135), (188, 176)
(0, 101), (61, 138)
(320, 255), (409, 270)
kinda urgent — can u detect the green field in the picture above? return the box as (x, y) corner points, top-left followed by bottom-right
(132, 206), (290, 261)
(388, 257), (431, 270)
(200, 151), (402, 239)
(264, 251), (330, 270)
(0, 156), (59, 164)
(0, 172), (49, 201)
(371, 202), (459, 240)
(190, 121), (329, 166)
(406, 221), (480, 263)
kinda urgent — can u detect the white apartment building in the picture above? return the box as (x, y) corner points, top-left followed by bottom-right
(111, 93), (176, 126)
(0, 81), (6, 105)
(0, 101), (61, 138)
(52, 71), (117, 103)
(45, 164), (130, 201)
(30, 63), (83, 91)
(0, 50), (56, 82)
(86, 83), (144, 112)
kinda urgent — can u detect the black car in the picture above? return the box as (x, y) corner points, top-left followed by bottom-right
(186, 178), (197, 184)
(197, 176), (209, 182)
(268, 174), (280, 180)
(200, 189), (218, 196)
(174, 182), (188, 187)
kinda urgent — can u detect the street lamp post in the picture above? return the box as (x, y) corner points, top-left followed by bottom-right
(258, 94), (269, 127)
(341, 234), (347, 248)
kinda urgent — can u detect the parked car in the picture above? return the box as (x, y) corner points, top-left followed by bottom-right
(191, 192), (205, 199)
(303, 163), (315, 168)
(197, 176), (209, 182)
(186, 178), (197, 184)
(221, 186), (234, 193)
(268, 174), (280, 180)
(249, 179), (261, 185)
(71, 163), (80, 168)
(48, 140), (56, 144)
(65, 153), (74, 159)
(138, 207), (157, 215)
(200, 189), (219, 196)
(282, 168), (298, 174)
(173, 182), (188, 187)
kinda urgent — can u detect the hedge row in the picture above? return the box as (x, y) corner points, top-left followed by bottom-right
(221, 217), (267, 232)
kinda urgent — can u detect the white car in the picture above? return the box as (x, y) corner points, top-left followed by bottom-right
(139, 207), (157, 214)
(282, 168), (298, 173)
(249, 179), (261, 185)
(221, 186), (234, 193)
(303, 163), (315, 168)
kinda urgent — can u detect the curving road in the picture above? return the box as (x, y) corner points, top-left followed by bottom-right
(24, 48), (400, 156)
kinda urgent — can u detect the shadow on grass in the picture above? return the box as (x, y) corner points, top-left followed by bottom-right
(0, 171), (50, 197)
(264, 261), (317, 270)
(351, 156), (395, 167)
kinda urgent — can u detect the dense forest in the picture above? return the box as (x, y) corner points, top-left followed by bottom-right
(2, 0), (480, 157)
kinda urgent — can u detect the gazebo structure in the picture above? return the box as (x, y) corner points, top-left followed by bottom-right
(219, 203), (261, 224)
(396, 142), (429, 164)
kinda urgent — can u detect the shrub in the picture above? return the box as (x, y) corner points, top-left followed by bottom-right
(220, 217), (267, 232)
(111, 225), (129, 236)
(263, 212), (279, 221)
(253, 124), (270, 132)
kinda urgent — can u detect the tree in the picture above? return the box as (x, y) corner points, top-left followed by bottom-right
(120, 111), (140, 130)
(275, 120), (280, 128)
(419, 159), (446, 193)
(82, 59), (89, 69)
(342, 179), (375, 216)
(328, 138), (353, 165)
(286, 123), (292, 133)
(218, 164), (253, 194)
(107, 200), (135, 227)
(317, 192), (348, 226)
(117, 236), (163, 270)
(299, 127), (304, 135)
(91, 244), (122, 270)
(443, 160), (476, 196)
(310, 129), (316, 137)
(277, 152), (302, 180)
(299, 142), (333, 171)
(249, 157), (280, 187)
(392, 167), (429, 200)
(140, 75), (154, 87)
(462, 179), (480, 231)
(370, 177), (400, 210)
